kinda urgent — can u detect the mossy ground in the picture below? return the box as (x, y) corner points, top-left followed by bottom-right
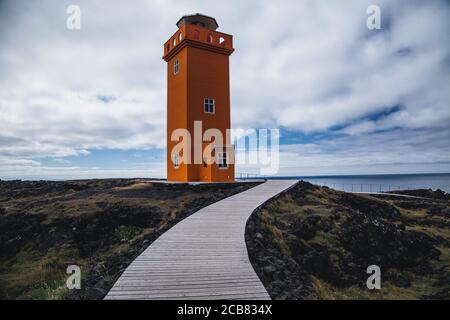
(0, 179), (259, 299)
(246, 182), (450, 300)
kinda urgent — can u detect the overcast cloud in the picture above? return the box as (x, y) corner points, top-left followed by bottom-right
(0, 0), (449, 179)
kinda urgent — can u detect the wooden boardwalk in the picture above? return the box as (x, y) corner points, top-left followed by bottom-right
(104, 180), (297, 300)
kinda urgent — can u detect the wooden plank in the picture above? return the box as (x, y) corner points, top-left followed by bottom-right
(104, 180), (297, 300)
(106, 293), (271, 300)
(114, 278), (262, 285)
(106, 285), (268, 294)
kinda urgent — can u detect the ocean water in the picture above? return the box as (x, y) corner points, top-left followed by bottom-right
(265, 173), (450, 193)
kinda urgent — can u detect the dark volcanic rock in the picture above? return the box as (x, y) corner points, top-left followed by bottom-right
(246, 200), (317, 300)
(340, 212), (440, 270)
(0, 179), (261, 299)
(337, 193), (401, 219)
(392, 189), (450, 200)
(245, 180), (449, 300)
(0, 212), (44, 260)
(291, 215), (321, 240)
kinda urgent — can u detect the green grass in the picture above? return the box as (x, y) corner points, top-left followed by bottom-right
(0, 248), (77, 299)
(311, 276), (440, 300)
(0, 179), (260, 299)
(255, 182), (450, 300)
(114, 225), (143, 241)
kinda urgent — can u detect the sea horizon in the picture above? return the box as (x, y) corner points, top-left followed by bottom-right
(3, 172), (450, 193)
(264, 172), (450, 193)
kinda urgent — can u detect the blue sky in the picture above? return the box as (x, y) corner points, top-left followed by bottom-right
(0, 0), (449, 179)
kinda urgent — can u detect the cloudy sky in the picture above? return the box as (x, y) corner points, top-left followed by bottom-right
(0, 0), (449, 179)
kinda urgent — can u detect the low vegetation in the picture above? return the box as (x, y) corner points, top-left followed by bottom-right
(0, 179), (260, 299)
(246, 181), (450, 300)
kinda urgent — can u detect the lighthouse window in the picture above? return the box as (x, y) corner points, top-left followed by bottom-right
(204, 98), (215, 114)
(217, 152), (228, 169)
(193, 29), (200, 40)
(174, 59), (179, 75)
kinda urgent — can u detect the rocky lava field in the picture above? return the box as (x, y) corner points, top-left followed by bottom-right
(0, 179), (259, 299)
(246, 181), (450, 300)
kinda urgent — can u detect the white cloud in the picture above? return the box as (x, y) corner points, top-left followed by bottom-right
(52, 158), (71, 164)
(235, 128), (450, 176)
(0, 0), (449, 178)
(229, 0), (450, 133)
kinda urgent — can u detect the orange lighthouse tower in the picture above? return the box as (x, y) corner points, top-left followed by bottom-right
(163, 14), (235, 182)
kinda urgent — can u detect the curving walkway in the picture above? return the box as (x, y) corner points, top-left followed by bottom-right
(104, 180), (298, 300)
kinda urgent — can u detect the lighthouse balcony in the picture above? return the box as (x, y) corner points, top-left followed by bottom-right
(163, 24), (234, 59)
